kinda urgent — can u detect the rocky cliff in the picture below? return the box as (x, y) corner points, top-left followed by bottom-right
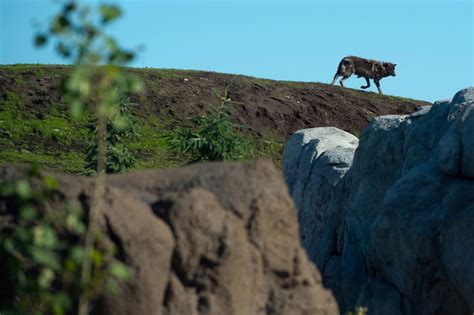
(284, 87), (474, 314)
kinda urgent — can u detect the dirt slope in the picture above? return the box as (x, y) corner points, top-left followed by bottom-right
(127, 68), (428, 138)
(1, 65), (428, 136)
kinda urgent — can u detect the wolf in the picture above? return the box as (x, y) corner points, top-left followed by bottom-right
(330, 56), (396, 94)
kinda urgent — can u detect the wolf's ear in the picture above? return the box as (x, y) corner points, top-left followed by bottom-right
(394, 64), (397, 67)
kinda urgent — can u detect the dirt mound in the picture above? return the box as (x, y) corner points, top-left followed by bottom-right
(1, 65), (428, 138)
(142, 70), (428, 138)
(0, 160), (339, 315)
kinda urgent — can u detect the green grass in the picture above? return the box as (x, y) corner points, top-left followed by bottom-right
(0, 92), (282, 174)
(31, 116), (83, 146)
(2, 64), (426, 174)
(0, 149), (85, 174)
(0, 119), (281, 174)
(0, 92), (29, 141)
(127, 115), (284, 171)
(128, 116), (188, 169)
(0, 92), (86, 147)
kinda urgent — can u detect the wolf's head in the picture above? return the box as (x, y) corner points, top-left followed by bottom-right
(383, 62), (397, 77)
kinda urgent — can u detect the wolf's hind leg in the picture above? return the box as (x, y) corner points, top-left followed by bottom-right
(339, 74), (351, 87)
(361, 77), (370, 89)
(331, 74), (339, 85)
(374, 79), (383, 94)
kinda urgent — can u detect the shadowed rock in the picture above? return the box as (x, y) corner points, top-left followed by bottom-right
(0, 160), (338, 315)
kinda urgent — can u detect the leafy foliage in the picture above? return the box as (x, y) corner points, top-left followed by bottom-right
(83, 95), (138, 175)
(0, 166), (130, 315)
(35, 2), (132, 66)
(35, 0), (143, 173)
(166, 85), (249, 162)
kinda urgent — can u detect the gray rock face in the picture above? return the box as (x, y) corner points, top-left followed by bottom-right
(283, 127), (358, 253)
(0, 161), (338, 315)
(286, 87), (474, 314)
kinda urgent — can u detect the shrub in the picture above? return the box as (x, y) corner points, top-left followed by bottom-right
(166, 84), (249, 162)
(83, 95), (139, 175)
(0, 166), (130, 315)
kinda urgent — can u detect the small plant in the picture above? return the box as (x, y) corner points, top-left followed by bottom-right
(34, 1), (142, 314)
(83, 94), (138, 175)
(166, 84), (249, 162)
(0, 166), (130, 315)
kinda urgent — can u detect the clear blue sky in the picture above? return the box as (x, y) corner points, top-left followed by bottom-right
(1, 0), (473, 102)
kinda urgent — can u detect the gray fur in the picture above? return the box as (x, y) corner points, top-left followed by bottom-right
(331, 56), (397, 95)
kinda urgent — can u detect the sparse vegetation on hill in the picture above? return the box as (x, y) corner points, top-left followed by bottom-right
(0, 65), (429, 173)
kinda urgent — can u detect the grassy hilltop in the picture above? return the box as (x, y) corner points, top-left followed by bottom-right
(0, 65), (429, 174)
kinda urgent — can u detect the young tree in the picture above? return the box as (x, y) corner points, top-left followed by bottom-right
(4, 1), (145, 314)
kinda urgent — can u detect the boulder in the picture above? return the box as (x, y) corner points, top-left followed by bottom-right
(283, 127), (358, 254)
(0, 160), (338, 315)
(285, 87), (474, 314)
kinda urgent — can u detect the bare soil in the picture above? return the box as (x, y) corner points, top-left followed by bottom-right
(130, 68), (428, 138)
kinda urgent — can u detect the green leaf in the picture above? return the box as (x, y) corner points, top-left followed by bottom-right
(66, 72), (90, 96)
(128, 76), (143, 93)
(100, 4), (122, 24)
(15, 180), (31, 199)
(43, 175), (59, 190)
(66, 212), (86, 235)
(30, 247), (60, 269)
(29, 163), (41, 177)
(3, 238), (17, 255)
(20, 206), (37, 221)
(0, 182), (15, 196)
(108, 50), (134, 64)
(57, 42), (71, 58)
(85, 25), (97, 40)
(69, 246), (85, 264)
(106, 278), (119, 294)
(104, 37), (118, 51)
(38, 268), (55, 289)
(53, 292), (72, 314)
(34, 34), (48, 47)
(65, 258), (77, 272)
(91, 248), (104, 266)
(110, 261), (131, 280)
(63, 1), (76, 13)
(112, 116), (128, 131)
(33, 226), (58, 249)
(69, 100), (83, 119)
(51, 15), (70, 33)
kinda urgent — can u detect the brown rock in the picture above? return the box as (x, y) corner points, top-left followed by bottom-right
(0, 161), (338, 315)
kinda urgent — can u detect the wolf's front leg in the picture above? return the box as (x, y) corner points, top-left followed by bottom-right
(374, 79), (383, 94)
(331, 74), (339, 85)
(361, 77), (370, 89)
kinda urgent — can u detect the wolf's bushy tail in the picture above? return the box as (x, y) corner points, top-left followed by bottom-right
(338, 57), (353, 71)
